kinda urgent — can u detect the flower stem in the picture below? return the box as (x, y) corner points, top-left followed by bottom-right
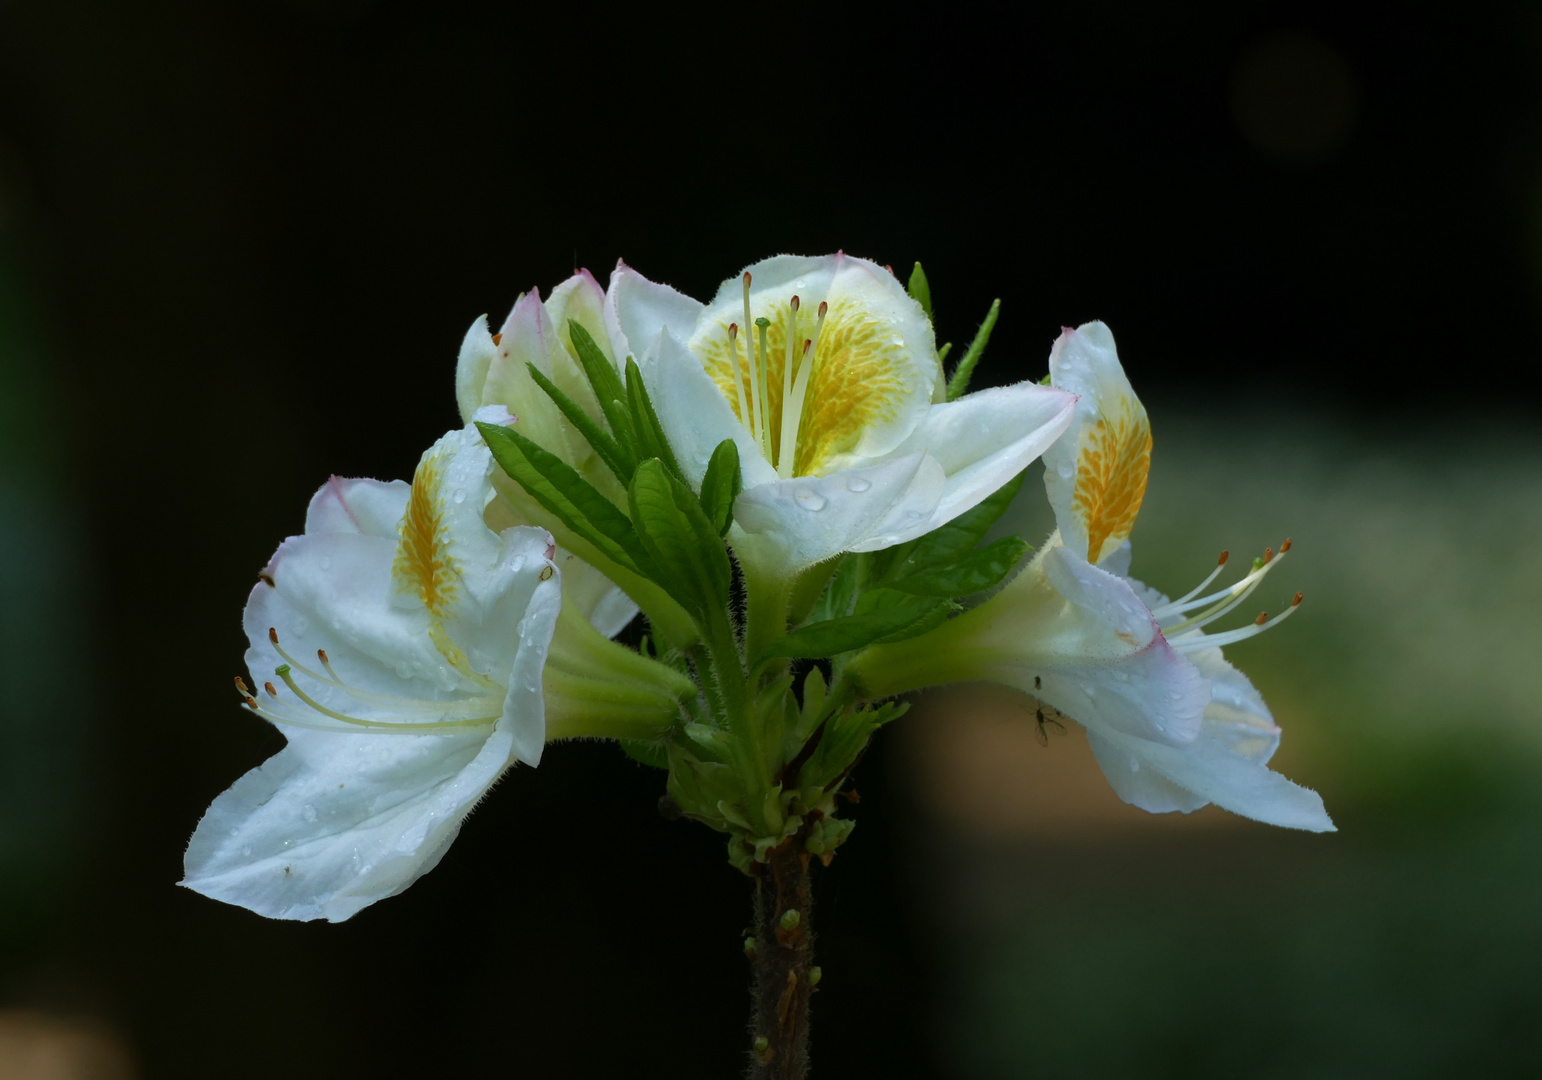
(748, 840), (816, 1080)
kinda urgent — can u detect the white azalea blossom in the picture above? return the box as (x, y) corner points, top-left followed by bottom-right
(850, 321), (1332, 831)
(604, 253), (1078, 579)
(183, 424), (688, 922)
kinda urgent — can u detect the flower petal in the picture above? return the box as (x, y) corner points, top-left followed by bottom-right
(455, 316), (498, 425)
(182, 723), (513, 922)
(1042, 321), (1152, 566)
(733, 452), (944, 571)
(604, 260), (704, 363)
(642, 330), (777, 489)
(876, 380), (1076, 542)
(1087, 725), (1334, 831)
(544, 269), (616, 364)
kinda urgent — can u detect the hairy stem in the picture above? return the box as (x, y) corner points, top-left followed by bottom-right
(748, 841), (815, 1080)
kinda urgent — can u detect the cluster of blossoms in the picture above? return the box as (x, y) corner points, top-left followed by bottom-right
(184, 254), (1331, 932)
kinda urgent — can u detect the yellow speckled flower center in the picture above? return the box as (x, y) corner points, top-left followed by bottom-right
(1072, 401), (1152, 563)
(692, 298), (912, 477)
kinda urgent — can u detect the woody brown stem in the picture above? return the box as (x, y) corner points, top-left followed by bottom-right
(747, 840), (815, 1080)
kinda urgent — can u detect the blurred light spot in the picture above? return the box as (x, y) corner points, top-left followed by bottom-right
(1230, 31), (1360, 163)
(0, 1011), (136, 1080)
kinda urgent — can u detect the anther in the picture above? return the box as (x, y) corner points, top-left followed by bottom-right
(235, 676), (253, 696)
(1292, 591), (1304, 606)
(790, 294), (800, 313)
(1218, 550), (1229, 566)
(269, 627), (280, 645)
(317, 648), (329, 665)
(265, 681), (279, 697)
(1264, 547), (1274, 564)
(1281, 537), (1293, 553)
(1254, 611), (1268, 626)
(259, 572), (275, 587)
(491, 333), (502, 345)
(818, 300), (828, 318)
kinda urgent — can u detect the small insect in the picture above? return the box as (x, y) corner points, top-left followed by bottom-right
(1033, 702), (1068, 747)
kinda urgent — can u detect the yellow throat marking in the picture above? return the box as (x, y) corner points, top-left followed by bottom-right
(394, 454), (460, 618)
(1073, 400), (1152, 563)
(695, 299), (910, 477)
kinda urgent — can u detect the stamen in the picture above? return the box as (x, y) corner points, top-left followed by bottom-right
(273, 665), (497, 732)
(779, 302), (828, 479)
(1176, 598), (1302, 651)
(1159, 550), (1231, 611)
(264, 681), (278, 697)
(234, 676), (253, 697)
(1254, 611), (1268, 626)
(268, 626), (482, 716)
(755, 317), (773, 457)
(777, 296), (801, 476)
(741, 273), (764, 447)
(726, 323), (752, 430)
(1281, 537), (1293, 553)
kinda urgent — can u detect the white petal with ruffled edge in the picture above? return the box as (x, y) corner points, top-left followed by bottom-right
(1042, 321), (1152, 566)
(182, 426), (562, 921)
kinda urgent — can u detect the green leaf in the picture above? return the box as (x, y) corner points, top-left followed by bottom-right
(907, 261), (933, 320)
(946, 297), (1000, 401)
(757, 596), (948, 663)
(525, 362), (634, 483)
(624, 357), (685, 481)
(619, 738), (669, 770)
(1039, 371), (1053, 385)
(698, 438), (742, 537)
(803, 554), (861, 625)
(627, 458), (733, 620)
(567, 320), (637, 452)
(478, 421), (645, 574)
(887, 535), (1030, 598)
(890, 470), (1027, 577)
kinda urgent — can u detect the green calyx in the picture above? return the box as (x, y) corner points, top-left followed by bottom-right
(478, 290), (1034, 874)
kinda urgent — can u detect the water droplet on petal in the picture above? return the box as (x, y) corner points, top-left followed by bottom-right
(1129, 759), (1140, 773)
(302, 803), (317, 823)
(318, 557), (332, 572)
(452, 488), (466, 504)
(241, 845), (252, 856)
(846, 476), (872, 493)
(795, 490), (827, 512)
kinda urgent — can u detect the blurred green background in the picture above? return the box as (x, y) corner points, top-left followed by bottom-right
(900, 411), (1542, 1077)
(1, 1), (1539, 1076)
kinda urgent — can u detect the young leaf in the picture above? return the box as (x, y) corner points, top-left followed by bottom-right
(887, 535), (1030, 598)
(946, 297), (1000, 402)
(698, 438), (742, 537)
(525, 362), (634, 483)
(757, 596), (947, 663)
(907, 261), (933, 320)
(567, 320), (637, 451)
(627, 458), (733, 619)
(624, 357), (685, 480)
(891, 469), (1026, 576)
(478, 421), (645, 574)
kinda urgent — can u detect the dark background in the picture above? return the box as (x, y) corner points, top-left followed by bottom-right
(0, 1), (1538, 1077)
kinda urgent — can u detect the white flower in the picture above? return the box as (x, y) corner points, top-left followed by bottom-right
(850, 322), (1332, 831)
(604, 253), (1078, 578)
(184, 425), (565, 922)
